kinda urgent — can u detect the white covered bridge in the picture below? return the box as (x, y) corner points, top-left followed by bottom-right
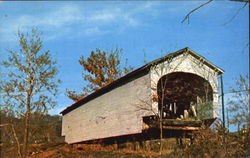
(61, 47), (224, 144)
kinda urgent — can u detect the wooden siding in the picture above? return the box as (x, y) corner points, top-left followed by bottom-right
(62, 73), (152, 144)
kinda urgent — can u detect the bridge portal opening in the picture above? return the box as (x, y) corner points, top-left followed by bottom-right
(157, 72), (213, 120)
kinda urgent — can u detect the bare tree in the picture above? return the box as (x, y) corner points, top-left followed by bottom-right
(228, 74), (250, 130)
(134, 52), (188, 154)
(0, 29), (60, 157)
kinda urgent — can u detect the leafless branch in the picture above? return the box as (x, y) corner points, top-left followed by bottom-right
(133, 99), (158, 116)
(182, 0), (214, 24)
(230, 0), (249, 2)
(222, 2), (248, 25)
(0, 124), (22, 158)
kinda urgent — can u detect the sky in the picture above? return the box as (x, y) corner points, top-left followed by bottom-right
(0, 1), (249, 126)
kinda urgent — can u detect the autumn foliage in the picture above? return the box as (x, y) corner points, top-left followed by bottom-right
(67, 48), (133, 102)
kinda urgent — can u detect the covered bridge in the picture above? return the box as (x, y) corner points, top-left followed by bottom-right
(61, 47), (224, 144)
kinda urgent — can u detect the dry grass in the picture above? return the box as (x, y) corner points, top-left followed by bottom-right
(26, 139), (176, 158)
(1, 130), (249, 158)
(29, 143), (153, 158)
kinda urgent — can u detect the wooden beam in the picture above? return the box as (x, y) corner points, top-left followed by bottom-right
(162, 126), (200, 131)
(162, 119), (202, 127)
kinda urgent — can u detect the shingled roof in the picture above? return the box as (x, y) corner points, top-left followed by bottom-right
(60, 47), (224, 115)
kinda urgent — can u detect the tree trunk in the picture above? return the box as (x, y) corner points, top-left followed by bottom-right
(11, 124), (22, 158)
(23, 113), (30, 158)
(159, 114), (163, 154)
(23, 95), (31, 158)
(159, 80), (165, 155)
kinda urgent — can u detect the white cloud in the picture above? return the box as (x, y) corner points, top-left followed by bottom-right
(123, 14), (138, 26)
(0, 5), (80, 42)
(0, 2), (160, 42)
(90, 11), (116, 21)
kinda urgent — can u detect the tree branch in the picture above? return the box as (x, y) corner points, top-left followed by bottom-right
(223, 2), (248, 25)
(0, 124), (22, 158)
(230, 0), (249, 2)
(182, 0), (214, 24)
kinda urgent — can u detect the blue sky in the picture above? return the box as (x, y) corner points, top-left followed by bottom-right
(0, 1), (249, 124)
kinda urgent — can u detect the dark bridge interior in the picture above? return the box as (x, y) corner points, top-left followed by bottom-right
(157, 72), (213, 120)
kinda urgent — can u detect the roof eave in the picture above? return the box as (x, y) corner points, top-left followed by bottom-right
(186, 48), (224, 74)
